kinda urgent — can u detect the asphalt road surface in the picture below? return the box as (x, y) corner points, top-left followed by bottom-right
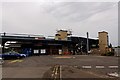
(1, 55), (119, 80)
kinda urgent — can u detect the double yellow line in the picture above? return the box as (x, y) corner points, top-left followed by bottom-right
(9, 59), (23, 63)
(51, 65), (61, 79)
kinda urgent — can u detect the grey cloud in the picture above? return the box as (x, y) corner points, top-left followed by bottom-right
(43, 2), (117, 22)
(2, 2), (118, 46)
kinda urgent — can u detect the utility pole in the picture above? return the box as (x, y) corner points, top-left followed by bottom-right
(87, 32), (89, 55)
(2, 32), (6, 54)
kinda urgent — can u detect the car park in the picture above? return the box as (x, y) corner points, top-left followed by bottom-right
(0, 51), (27, 60)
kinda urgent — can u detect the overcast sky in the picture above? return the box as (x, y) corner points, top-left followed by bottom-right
(1, 0), (119, 46)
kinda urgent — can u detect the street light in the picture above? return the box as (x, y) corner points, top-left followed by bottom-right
(87, 32), (89, 55)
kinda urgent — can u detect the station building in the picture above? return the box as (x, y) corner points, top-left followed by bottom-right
(1, 30), (110, 55)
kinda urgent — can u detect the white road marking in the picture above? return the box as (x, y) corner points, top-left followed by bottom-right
(72, 57), (75, 58)
(96, 66), (105, 69)
(76, 65), (118, 69)
(108, 66), (118, 68)
(107, 72), (118, 77)
(82, 66), (92, 69)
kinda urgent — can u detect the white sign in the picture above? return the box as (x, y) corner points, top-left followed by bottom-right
(59, 49), (62, 55)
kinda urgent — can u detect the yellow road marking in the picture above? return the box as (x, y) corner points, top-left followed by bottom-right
(17, 60), (23, 62)
(9, 60), (18, 63)
(55, 65), (59, 75)
(9, 60), (23, 63)
(54, 56), (72, 58)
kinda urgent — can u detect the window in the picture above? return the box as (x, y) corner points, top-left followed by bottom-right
(34, 50), (39, 54)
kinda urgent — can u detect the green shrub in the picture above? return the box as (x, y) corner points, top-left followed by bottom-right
(101, 52), (114, 56)
(102, 52), (114, 56)
(106, 52), (114, 56)
(101, 53), (106, 56)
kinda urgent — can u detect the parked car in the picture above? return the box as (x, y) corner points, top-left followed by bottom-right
(0, 51), (27, 60)
(0, 57), (4, 64)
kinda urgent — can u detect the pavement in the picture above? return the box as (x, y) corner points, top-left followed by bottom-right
(1, 55), (119, 80)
